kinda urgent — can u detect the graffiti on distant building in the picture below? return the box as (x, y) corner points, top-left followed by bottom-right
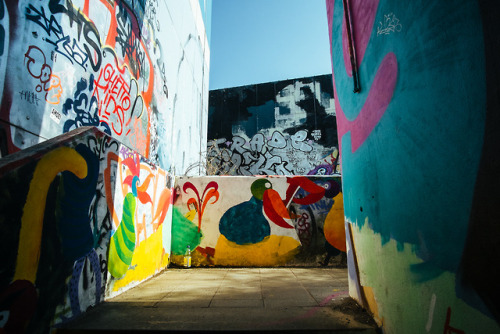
(208, 75), (339, 175)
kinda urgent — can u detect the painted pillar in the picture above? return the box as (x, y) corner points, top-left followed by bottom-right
(327, 0), (500, 333)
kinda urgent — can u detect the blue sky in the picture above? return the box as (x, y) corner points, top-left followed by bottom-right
(209, 0), (332, 90)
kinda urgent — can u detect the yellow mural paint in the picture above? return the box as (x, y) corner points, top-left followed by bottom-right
(362, 285), (381, 323)
(111, 225), (169, 291)
(324, 192), (346, 252)
(14, 147), (88, 283)
(170, 249), (211, 267)
(214, 234), (300, 266)
(185, 209), (197, 222)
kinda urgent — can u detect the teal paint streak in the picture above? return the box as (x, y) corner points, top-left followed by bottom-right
(239, 100), (276, 137)
(332, 0), (486, 277)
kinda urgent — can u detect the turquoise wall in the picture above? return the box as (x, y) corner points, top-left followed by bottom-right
(327, 0), (500, 333)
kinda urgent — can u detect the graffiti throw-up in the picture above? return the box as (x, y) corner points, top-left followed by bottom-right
(93, 63), (144, 136)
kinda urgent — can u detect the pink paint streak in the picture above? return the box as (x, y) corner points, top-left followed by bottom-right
(301, 291), (350, 319)
(328, 0), (398, 153)
(327, 0), (335, 72)
(259, 290), (349, 327)
(342, 0), (380, 77)
(337, 52), (398, 153)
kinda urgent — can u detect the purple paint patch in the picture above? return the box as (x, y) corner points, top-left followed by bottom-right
(307, 164), (334, 176)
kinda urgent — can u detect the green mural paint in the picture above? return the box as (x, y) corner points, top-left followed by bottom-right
(171, 207), (202, 255)
(250, 179), (271, 200)
(108, 193), (136, 279)
(352, 222), (499, 333)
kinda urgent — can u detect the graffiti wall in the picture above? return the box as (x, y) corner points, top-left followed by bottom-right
(0, 127), (172, 333)
(327, 0), (500, 333)
(172, 175), (345, 267)
(207, 74), (340, 176)
(0, 0), (210, 175)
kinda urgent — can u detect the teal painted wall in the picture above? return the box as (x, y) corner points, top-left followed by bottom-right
(327, 0), (500, 333)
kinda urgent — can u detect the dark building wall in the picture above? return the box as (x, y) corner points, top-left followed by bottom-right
(207, 74), (339, 175)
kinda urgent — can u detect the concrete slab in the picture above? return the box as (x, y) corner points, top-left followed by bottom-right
(210, 298), (264, 308)
(56, 268), (378, 333)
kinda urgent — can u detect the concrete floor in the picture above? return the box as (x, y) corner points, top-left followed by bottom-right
(58, 267), (378, 333)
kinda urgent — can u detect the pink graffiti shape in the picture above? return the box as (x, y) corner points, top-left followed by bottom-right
(342, 0), (380, 77)
(329, 0), (397, 153)
(261, 290), (349, 327)
(336, 52), (398, 153)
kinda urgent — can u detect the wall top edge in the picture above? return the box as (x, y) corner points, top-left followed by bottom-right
(176, 174), (342, 180)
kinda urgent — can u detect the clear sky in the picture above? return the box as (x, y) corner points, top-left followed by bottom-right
(209, 0), (332, 90)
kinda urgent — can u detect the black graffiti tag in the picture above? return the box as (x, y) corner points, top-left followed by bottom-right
(26, 0), (103, 72)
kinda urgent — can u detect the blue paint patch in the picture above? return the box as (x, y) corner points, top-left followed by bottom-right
(56, 144), (99, 262)
(240, 100), (276, 138)
(131, 175), (140, 197)
(219, 196), (270, 245)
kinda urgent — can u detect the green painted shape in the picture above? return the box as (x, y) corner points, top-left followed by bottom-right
(113, 227), (133, 264)
(352, 223), (500, 333)
(108, 239), (129, 279)
(171, 207), (202, 255)
(108, 193), (136, 279)
(250, 179), (271, 200)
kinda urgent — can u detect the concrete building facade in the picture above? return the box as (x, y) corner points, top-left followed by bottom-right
(0, 1), (211, 332)
(0, 0), (210, 175)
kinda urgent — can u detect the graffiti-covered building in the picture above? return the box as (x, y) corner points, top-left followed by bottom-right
(207, 74), (340, 175)
(0, 0), (211, 176)
(0, 0), (211, 332)
(327, 0), (500, 333)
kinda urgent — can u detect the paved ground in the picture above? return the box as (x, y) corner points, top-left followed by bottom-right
(58, 267), (378, 333)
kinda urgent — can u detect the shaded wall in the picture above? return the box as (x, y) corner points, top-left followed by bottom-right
(172, 175), (345, 267)
(207, 75), (339, 175)
(0, 127), (172, 333)
(327, 0), (500, 333)
(0, 0), (209, 175)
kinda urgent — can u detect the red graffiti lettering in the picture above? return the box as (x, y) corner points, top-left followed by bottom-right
(93, 63), (131, 136)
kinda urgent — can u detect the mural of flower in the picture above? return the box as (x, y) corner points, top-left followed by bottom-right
(183, 181), (219, 232)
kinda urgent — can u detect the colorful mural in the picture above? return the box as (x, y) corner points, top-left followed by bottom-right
(0, 1), (210, 332)
(0, 127), (172, 333)
(327, 0), (500, 333)
(207, 75), (340, 175)
(0, 0), (210, 175)
(172, 175), (345, 267)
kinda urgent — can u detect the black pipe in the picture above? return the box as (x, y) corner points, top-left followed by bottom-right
(342, 0), (361, 93)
